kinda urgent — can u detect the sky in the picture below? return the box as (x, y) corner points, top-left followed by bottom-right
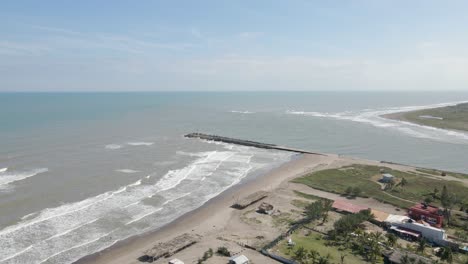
(1, 0), (468, 91)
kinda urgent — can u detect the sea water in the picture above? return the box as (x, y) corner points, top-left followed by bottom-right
(1, 91), (468, 263)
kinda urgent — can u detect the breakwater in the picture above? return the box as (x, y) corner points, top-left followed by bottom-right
(185, 133), (325, 155)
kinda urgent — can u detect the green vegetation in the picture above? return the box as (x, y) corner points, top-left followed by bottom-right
(330, 209), (373, 236)
(399, 103), (468, 131)
(294, 190), (323, 200)
(197, 248), (214, 264)
(216, 246), (231, 257)
(292, 199), (311, 209)
(415, 168), (468, 180)
(292, 164), (468, 209)
(304, 199), (334, 224)
(398, 102), (468, 132)
(277, 231), (365, 264)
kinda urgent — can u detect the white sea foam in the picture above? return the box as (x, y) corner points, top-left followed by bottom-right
(20, 212), (39, 221)
(230, 110), (254, 114)
(115, 169), (140, 174)
(0, 167), (7, 173)
(104, 144), (122, 150)
(0, 146), (292, 264)
(287, 101), (468, 144)
(127, 142), (154, 146)
(0, 168), (48, 188)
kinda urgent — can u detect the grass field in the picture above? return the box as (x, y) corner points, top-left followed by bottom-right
(275, 230), (367, 264)
(292, 164), (468, 209)
(415, 168), (468, 179)
(399, 102), (468, 132)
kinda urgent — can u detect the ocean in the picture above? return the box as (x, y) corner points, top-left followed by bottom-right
(1, 91), (468, 263)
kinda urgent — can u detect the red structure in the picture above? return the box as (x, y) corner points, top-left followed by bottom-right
(408, 203), (444, 228)
(332, 200), (368, 214)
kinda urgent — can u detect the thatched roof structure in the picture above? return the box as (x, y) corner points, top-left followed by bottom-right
(143, 233), (201, 260)
(232, 191), (268, 209)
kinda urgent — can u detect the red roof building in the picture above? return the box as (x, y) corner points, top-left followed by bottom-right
(332, 200), (368, 214)
(408, 203), (444, 228)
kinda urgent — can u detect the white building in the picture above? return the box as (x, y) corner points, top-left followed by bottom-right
(229, 255), (249, 264)
(169, 259), (184, 264)
(381, 173), (395, 183)
(391, 219), (447, 245)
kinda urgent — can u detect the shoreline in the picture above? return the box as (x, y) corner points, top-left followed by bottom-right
(75, 153), (335, 264)
(381, 102), (468, 133)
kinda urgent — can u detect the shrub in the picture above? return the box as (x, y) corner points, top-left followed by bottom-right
(216, 246), (231, 257)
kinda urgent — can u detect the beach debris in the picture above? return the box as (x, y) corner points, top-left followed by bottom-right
(257, 202), (274, 214)
(232, 191), (269, 209)
(139, 233), (201, 262)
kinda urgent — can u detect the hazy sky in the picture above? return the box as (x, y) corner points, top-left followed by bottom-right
(1, 0), (468, 91)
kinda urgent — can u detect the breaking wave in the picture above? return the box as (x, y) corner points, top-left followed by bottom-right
(287, 101), (468, 144)
(230, 110), (254, 114)
(126, 142), (154, 146)
(115, 169), (140, 174)
(0, 144), (292, 264)
(0, 168), (48, 189)
(104, 144), (122, 150)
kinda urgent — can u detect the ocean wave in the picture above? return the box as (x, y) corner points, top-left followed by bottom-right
(230, 110), (254, 114)
(0, 168), (48, 188)
(287, 101), (468, 144)
(0, 167), (7, 173)
(115, 169), (140, 174)
(126, 142), (154, 146)
(0, 147), (292, 264)
(104, 144), (122, 150)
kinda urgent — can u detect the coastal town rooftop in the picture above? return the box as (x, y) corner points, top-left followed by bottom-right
(332, 199), (368, 214)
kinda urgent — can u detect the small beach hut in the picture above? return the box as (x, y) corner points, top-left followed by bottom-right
(229, 255), (249, 264)
(169, 259), (184, 264)
(381, 173), (395, 183)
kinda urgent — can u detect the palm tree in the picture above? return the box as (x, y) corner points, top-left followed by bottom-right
(386, 233), (397, 247)
(417, 238), (427, 253)
(321, 199), (333, 223)
(308, 249), (319, 264)
(294, 246), (306, 261)
(400, 254), (410, 264)
(317, 254), (331, 264)
(340, 253), (347, 264)
(400, 177), (408, 187)
(441, 247), (453, 263)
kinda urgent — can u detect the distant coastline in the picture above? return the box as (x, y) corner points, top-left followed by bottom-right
(382, 102), (468, 132)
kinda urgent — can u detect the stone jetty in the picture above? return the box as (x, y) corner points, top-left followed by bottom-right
(185, 133), (325, 155)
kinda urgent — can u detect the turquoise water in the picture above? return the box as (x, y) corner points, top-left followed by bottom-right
(1, 91), (468, 263)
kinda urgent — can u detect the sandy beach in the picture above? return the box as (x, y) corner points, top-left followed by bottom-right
(75, 152), (424, 264)
(381, 112), (410, 123)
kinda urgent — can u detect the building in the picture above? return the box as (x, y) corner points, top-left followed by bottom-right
(408, 203), (444, 228)
(381, 173), (395, 183)
(370, 209), (390, 223)
(390, 218), (447, 245)
(229, 255), (249, 264)
(168, 259), (184, 264)
(332, 200), (368, 214)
